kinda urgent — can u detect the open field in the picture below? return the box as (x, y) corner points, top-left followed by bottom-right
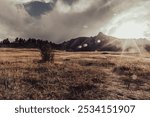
(0, 48), (150, 99)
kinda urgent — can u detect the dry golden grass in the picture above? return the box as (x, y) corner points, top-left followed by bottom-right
(0, 48), (150, 100)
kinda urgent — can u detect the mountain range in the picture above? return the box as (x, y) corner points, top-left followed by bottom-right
(59, 32), (150, 52)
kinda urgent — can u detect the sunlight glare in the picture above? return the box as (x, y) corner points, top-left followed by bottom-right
(112, 21), (147, 39)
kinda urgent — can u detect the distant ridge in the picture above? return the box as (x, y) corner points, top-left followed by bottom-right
(59, 32), (150, 52)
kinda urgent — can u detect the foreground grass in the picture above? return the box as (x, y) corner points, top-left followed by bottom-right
(0, 48), (150, 99)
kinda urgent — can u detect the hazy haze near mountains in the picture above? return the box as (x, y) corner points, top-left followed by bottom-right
(0, 0), (150, 42)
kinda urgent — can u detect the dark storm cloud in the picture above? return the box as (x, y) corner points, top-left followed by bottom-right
(62, 0), (79, 5)
(24, 1), (56, 17)
(0, 0), (150, 42)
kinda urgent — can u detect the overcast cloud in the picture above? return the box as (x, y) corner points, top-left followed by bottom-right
(0, 0), (150, 43)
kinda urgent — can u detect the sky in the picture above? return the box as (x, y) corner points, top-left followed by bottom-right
(0, 0), (150, 43)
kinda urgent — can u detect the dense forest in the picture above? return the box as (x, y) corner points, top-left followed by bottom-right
(0, 38), (60, 49)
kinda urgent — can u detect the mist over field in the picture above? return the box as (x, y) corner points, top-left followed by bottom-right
(0, 0), (150, 42)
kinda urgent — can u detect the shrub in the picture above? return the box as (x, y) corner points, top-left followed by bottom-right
(39, 44), (54, 63)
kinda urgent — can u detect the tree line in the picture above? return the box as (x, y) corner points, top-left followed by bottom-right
(0, 38), (60, 49)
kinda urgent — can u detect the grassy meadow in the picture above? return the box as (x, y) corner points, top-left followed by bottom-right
(0, 48), (150, 99)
